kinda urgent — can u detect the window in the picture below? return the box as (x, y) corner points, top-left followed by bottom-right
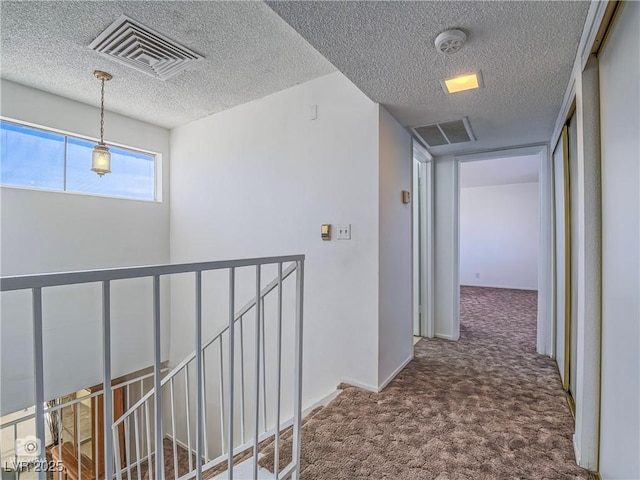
(0, 120), (156, 200)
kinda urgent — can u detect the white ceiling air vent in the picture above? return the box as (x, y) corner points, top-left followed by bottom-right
(412, 117), (476, 147)
(434, 29), (467, 55)
(89, 15), (203, 81)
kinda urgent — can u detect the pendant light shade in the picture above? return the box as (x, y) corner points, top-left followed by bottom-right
(91, 70), (113, 177)
(92, 142), (111, 176)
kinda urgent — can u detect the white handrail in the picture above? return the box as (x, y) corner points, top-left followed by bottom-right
(0, 255), (304, 291)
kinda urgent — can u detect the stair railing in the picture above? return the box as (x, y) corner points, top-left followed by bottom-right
(0, 369), (159, 480)
(111, 261), (299, 480)
(0, 255), (305, 480)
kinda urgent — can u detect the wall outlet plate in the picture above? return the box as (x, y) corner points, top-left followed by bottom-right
(336, 224), (351, 240)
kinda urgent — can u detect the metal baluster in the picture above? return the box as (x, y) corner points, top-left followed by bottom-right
(32, 287), (46, 480)
(227, 268), (236, 480)
(126, 384), (132, 478)
(152, 275), (164, 479)
(58, 409), (64, 480)
(218, 337), (225, 454)
(195, 271), (203, 480)
(144, 401), (153, 480)
(292, 260), (305, 480)
(10, 424), (16, 480)
(77, 404), (82, 480)
(102, 281), (114, 480)
(13, 423), (18, 479)
(113, 426), (122, 480)
(94, 396), (99, 480)
(170, 378), (178, 480)
(184, 365), (193, 473)
(201, 350), (209, 462)
(260, 297), (267, 433)
(138, 378), (145, 479)
(134, 410), (142, 480)
(125, 416), (132, 480)
(239, 317), (246, 444)
(252, 265), (261, 480)
(274, 263), (283, 479)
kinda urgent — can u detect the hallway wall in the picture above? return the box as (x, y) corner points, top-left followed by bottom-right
(378, 106), (413, 387)
(170, 72), (393, 413)
(460, 182), (538, 290)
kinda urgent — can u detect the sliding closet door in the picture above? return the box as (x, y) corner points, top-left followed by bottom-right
(567, 113), (579, 404)
(553, 126), (570, 388)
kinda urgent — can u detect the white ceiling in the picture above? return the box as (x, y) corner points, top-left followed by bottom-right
(0, 0), (590, 157)
(460, 155), (539, 188)
(267, 1), (591, 155)
(0, 1), (335, 129)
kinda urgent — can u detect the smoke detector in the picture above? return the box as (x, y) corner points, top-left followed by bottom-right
(435, 29), (467, 54)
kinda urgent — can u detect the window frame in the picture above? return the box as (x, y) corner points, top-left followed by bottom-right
(0, 117), (161, 202)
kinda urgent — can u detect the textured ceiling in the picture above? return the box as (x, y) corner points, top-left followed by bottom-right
(1, 0), (590, 154)
(0, 1), (335, 129)
(267, 1), (590, 155)
(460, 155), (539, 188)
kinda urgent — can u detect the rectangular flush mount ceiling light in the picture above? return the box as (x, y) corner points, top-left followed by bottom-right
(442, 71), (483, 94)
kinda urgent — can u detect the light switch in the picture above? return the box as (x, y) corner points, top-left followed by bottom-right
(336, 224), (351, 240)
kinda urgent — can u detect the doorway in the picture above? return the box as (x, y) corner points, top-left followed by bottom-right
(457, 154), (541, 342)
(412, 140), (434, 339)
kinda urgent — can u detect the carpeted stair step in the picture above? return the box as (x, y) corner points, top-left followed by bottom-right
(258, 404), (327, 475)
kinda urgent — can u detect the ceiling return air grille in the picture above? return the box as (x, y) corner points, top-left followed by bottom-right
(412, 117), (476, 147)
(89, 15), (203, 81)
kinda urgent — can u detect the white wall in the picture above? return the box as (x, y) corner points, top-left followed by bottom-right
(169, 72), (381, 410)
(377, 106), (412, 387)
(0, 80), (171, 415)
(459, 182), (538, 290)
(598, 2), (640, 478)
(433, 155), (459, 340)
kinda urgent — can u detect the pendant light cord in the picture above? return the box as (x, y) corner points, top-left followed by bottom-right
(100, 78), (105, 144)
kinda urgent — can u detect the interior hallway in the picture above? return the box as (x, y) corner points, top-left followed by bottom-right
(259, 286), (590, 479)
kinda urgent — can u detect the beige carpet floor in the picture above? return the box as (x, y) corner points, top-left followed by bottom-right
(259, 286), (591, 479)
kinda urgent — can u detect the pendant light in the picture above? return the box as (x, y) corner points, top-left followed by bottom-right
(91, 70), (113, 176)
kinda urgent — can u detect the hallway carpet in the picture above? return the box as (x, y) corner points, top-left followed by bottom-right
(259, 286), (591, 479)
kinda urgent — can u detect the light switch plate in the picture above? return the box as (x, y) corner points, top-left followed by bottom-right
(336, 224), (351, 240)
(321, 224), (331, 241)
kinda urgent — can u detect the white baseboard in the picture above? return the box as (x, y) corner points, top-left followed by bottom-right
(342, 355), (414, 394)
(378, 355), (413, 392)
(460, 283), (538, 291)
(435, 333), (455, 340)
(303, 389), (342, 416)
(341, 377), (379, 393)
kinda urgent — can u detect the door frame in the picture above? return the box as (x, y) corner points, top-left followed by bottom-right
(454, 144), (553, 356)
(412, 140), (435, 338)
